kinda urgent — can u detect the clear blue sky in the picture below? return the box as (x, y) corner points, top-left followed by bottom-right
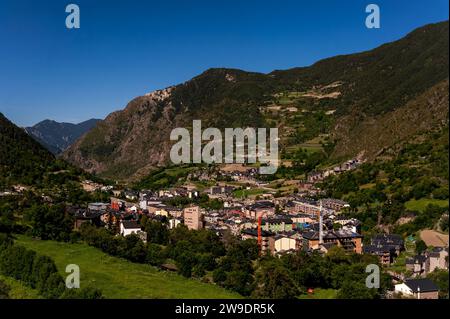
(0, 0), (448, 126)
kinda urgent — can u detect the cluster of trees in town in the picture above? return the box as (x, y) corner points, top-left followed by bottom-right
(213, 239), (391, 299)
(0, 194), (75, 241)
(0, 186), (112, 241)
(78, 221), (225, 277)
(24, 204), (74, 241)
(427, 269), (449, 299)
(0, 234), (102, 299)
(212, 238), (259, 296)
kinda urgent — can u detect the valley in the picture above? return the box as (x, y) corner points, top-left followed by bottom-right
(0, 20), (448, 301)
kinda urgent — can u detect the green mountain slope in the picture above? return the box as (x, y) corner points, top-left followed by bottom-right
(63, 21), (449, 180)
(333, 79), (449, 161)
(320, 123), (449, 236)
(0, 113), (55, 186)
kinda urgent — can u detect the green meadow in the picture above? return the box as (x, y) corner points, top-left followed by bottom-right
(298, 288), (337, 299)
(15, 235), (241, 299)
(404, 198), (449, 212)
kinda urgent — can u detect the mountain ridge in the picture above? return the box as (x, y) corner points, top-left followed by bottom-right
(0, 112), (56, 186)
(62, 21), (449, 180)
(25, 118), (101, 154)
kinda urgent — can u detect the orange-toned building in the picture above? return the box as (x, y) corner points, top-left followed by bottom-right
(183, 205), (203, 230)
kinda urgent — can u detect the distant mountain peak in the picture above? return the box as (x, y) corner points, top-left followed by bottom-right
(25, 118), (101, 154)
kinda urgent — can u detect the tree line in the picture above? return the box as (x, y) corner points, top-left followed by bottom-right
(0, 233), (103, 299)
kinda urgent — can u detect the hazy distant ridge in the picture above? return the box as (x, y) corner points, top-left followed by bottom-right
(25, 118), (101, 154)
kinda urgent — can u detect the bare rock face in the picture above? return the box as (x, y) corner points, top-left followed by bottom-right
(63, 68), (271, 180)
(63, 88), (186, 180)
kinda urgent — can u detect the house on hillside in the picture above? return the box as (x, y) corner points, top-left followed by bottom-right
(261, 216), (294, 232)
(88, 202), (110, 211)
(394, 279), (439, 299)
(426, 247), (449, 273)
(406, 255), (428, 276)
(372, 234), (404, 256)
(319, 198), (350, 212)
(71, 208), (103, 230)
(119, 220), (147, 242)
(124, 190), (138, 201)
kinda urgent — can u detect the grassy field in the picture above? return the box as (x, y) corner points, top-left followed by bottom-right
(359, 183), (376, 190)
(0, 275), (41, 299)
(232, 188), (265, 198)
(298, 289), (338, 299)
(404, 198), (448, 212)
(15, 235), (241, 299)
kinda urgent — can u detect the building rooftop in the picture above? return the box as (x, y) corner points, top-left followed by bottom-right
(372, 234), (404, 247)
(404, 279), (439, 293)
(121, 220), (141, 229)
(249, 201), (275, 209)
(242, 228), (274, 237)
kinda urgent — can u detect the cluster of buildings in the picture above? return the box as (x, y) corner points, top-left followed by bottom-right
(70, 183), (362, 258)
(361, 234), (448, 299)
(307, 158), (362, 183)
(405, 247), (449, 277)
(81, 180), (113, 193)
(187, 166), (258, 183)
(69, 170), (447, 299)
(363, 234), (405, 265)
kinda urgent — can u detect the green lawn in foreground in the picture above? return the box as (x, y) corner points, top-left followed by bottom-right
(298, 288), (338, 299)
(15, 235), (241, 299)
(404, 198), (449, 212)
(0, 274), (41, 299)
